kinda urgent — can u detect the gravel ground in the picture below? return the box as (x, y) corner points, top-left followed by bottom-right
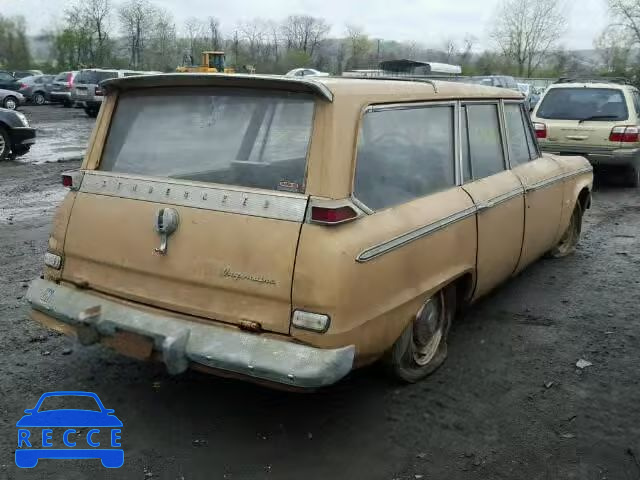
(0, 106), (639, 479)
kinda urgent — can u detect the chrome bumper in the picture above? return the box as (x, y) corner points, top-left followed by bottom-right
(542, 144), (640, 167)
(26, 279), (355, 388)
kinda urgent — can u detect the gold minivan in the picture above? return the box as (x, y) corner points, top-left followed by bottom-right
(27, 74), (593, 389)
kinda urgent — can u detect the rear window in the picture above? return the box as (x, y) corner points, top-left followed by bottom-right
(537, 88), (628, 121)
(54, 72), (68, 81)
(76, 70), (118, 84)
(100, 88), (314, 193)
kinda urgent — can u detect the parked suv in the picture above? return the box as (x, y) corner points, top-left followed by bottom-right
(470, 75), (520, 91)
(532, 78), (640, 187)
(73, 69), (159, 118)
(26, 74), (592, 389)
(48, 71), (78, 107)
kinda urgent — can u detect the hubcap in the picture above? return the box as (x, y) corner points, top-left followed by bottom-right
(5, 98), (16, 110)
(35, 94), (44, 105)
(412, 297), (444, 366)
(0, 134), (5, 157)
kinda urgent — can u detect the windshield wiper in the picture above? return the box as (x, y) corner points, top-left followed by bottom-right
(578, 115), (619, 124)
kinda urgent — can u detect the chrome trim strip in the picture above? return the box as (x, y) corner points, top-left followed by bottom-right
(356, 206), (476, 263)
(79, 171), (309, 222)
(476, 188), (523, 212)
(526, 167), (593, 192)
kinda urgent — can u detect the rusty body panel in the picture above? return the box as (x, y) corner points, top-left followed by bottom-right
(28, 74), (593, 388)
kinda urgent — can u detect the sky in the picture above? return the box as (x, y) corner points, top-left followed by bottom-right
(0, 0), (609, 51)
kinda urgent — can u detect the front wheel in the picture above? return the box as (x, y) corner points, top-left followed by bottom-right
(628, 165), (640, 188)
(3, 96), (17, 110)
(385, 288), (454, 383)
(548, 204), (582, 258)
(0, 127), (10, 161)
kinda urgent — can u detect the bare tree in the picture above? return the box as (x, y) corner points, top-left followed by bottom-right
(238, 19), (268, 61)
(208, 16), (221, 50)
(184, 17), (206, 60)
(491, 0), (567, 77)
(84, 0), (111, 64)
(608, 0), (640, 44)
(595, 27), (632, 73)
(345, 24), (371, 69)
(119, 0), (157, 69)
(149, 7), (176, 71)
(281, 15), (329, 56)
(443, 38), (457, 64)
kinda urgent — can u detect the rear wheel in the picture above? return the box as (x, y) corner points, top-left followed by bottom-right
(548, 204), (582, 258)
(3, 96), (17, 110)
(0, 127), (10, 161)
(32, 92), (46, 105)
(385, 288), (454, 383)
(63, 100), (72, 108)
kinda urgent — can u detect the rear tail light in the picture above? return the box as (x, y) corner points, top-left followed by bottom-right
(20, 83), (27, 90)
(61, 170), (84, 190)
(310, 205), (358, 225)
(44, 252), (62, 270)
(610, 126), (639, 143)
(533, 122), (547, 139)
(292, 310), (330, 333)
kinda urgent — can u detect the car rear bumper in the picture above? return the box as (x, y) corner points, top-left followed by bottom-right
(9, 127), (36, 147)
(541, 143), (640, 167)
(26, 279), (355, 389)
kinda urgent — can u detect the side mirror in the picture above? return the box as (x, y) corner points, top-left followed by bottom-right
(24, 409), (34, 414)
(104, 409), (115, 414)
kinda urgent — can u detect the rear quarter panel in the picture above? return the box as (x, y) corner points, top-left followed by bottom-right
(292, 189), (476, 366)
(550, 154), (593, 244)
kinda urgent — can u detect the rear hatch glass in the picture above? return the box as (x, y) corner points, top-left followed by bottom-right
(62, 87), (315, 334)
(76, 70), (118, 85)
(537, 88), (628, 121)
(100, 88), (313, 192)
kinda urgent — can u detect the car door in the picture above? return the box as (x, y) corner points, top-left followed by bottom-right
(508, 101), (565, 272)
(460, 102), (525, 299)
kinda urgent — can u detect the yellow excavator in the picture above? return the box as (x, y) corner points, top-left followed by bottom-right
(176, 51), (236, 74)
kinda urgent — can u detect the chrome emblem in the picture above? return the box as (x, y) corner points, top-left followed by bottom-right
(154, 208), (179, 255)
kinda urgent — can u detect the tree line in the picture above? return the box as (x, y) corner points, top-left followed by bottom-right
(2, 0), (640, 79)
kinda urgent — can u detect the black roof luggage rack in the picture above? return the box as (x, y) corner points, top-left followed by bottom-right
(555, 77), (632, 85)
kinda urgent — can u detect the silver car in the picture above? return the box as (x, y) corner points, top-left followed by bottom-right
(0, 89), (26, 110)
(48, 71), (78, 107)
(18, 75), (54, 105)
(73, 68), (160, 118)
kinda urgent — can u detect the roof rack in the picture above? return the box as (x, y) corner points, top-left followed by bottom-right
(555, 77), (632, 85)
(340, 75), (439, 93)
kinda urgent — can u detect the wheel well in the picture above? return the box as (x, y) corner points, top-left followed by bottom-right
(451, 272), (474, 311)
(578, 188), (591, 211)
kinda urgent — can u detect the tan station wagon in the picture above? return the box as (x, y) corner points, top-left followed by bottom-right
(27, 74), (593, 389)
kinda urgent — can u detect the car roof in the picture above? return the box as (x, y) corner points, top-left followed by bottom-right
(547, 82), (633, 91)
(103, 73), (523, 106)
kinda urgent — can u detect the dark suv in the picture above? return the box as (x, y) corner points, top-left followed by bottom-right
(0, 71), (20, 91)
(0, 108), (36, 160)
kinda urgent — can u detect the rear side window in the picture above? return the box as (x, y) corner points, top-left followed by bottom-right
(354, 105), (456, 210)
(464, 104), (505, 180)
(537, 88), (628, 121)
(54, 73), (68, 81)
(504, 103), (531, 166)
(101, 88), (314, 193)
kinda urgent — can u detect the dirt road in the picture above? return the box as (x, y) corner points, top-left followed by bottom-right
(1, 106), (639, 479)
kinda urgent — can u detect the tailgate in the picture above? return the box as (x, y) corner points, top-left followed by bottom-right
(546, 119), (619, 150)
(61, 86), (316, 335)
(63, 174), (307, 334)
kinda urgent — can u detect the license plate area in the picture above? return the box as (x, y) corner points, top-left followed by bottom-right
(102, 331), (153, 360)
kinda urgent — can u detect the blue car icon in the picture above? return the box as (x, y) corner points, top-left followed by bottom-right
(16, 391), (123, 468)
